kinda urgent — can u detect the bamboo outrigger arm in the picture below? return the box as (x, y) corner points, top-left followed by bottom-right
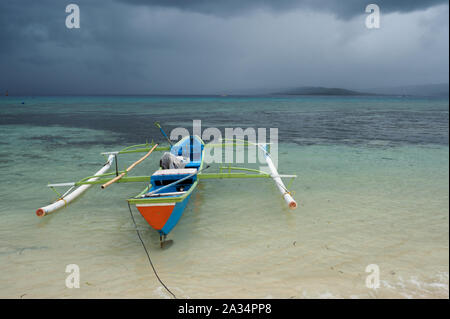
(217, 138), (298, 210)
(101, 144), (158, 189)
(36, 154), (116, 217)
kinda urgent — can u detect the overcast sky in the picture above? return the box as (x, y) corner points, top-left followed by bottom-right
(0, 0), (448, 95)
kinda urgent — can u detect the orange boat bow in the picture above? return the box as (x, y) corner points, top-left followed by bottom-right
(136, 204), (175, 231)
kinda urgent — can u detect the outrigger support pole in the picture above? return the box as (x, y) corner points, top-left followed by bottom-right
(101, 144), (158, 189)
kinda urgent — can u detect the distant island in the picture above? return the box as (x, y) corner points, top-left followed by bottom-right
(229, 83), (448, 97)
(273, 86), (373, 96)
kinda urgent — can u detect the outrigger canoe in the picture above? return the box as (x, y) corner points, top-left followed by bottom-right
(36, 128), (297, 247)
(130, 135), (205, 241)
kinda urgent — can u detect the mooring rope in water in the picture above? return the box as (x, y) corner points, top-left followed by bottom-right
(127, 202), (177, 299)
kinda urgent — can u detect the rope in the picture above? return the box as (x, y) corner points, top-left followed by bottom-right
(53, 197), (68, 207)
(127, 202), (177, 299)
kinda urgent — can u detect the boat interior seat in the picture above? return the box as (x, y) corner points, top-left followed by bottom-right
(152, 168), (197, 176)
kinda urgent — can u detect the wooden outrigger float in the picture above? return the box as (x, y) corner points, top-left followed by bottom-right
(36, 125), (297, 247)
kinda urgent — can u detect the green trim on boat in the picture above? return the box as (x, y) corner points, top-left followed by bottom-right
(198, 173), (270, 179)
(127, 180), (199, 204)
(118, 146), (170, 154)
(75, 176), (151, 186)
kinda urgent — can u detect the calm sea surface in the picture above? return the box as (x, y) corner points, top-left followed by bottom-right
(0, 95), (448, 298)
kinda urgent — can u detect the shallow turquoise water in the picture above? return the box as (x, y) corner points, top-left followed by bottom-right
(0, 96), (448, 298)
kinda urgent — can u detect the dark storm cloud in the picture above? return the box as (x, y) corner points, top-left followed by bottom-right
(119, 0), (449, 18)
(0, 0), (448, 95)
(0, 0), (151, 94)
